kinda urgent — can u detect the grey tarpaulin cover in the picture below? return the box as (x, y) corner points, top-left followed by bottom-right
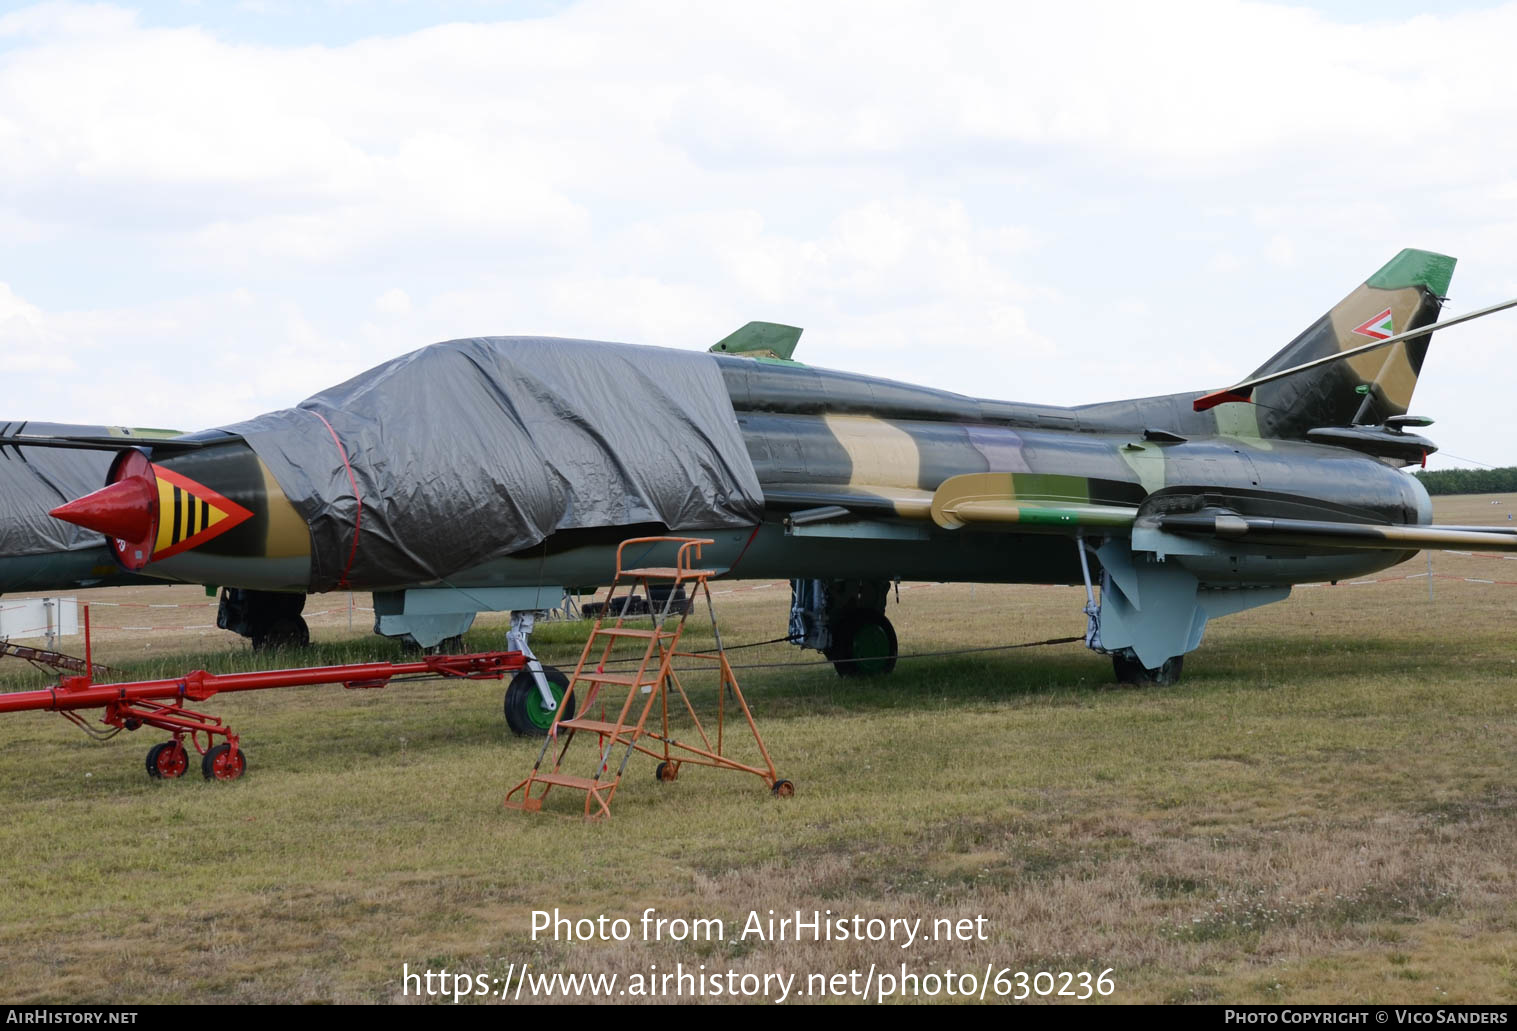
(227, 337), (764, 592)
(0, 423), (115, 557)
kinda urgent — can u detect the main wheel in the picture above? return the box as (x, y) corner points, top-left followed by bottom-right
(201, 742), (247, 781)
(145, 740), (188, 779)
(425, 635), (467, 655)
(771, 779), (795, 797)
(1112, 651), (1184, 686)
(655, 761), (679, 783)
(503, 667), (575, 736)
(252, 615), (309, 652)
(826, 609), (898, 677)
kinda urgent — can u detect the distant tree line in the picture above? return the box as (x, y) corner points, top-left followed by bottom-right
(1414, 467), (1517, 495)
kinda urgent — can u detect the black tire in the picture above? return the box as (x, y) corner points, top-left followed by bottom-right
(201, 742), (247, 781)
(1112, 651), (1184, 686)
(771, 779), (795, 797)
(145, 741), (188, 780)
(655, 761), (678, 783)
(252, 615), (309, 652)
(826, 609), (898, 677)
(503, 667), (575, 736)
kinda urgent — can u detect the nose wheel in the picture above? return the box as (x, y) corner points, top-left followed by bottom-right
(504, 666), (575, 736)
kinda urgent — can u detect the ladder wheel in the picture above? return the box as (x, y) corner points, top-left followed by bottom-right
(145, 740), (188, 780)
(201, 743), (247, 781)
(771, 779), (795, 798)
(1111, 651), (1184, 686)
(655, 761), (679, 783)
(827, 609), (898, 677)
(504, 667), (575, 736)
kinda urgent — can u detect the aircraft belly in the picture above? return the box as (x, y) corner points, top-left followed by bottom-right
(0, 548), (147, 593)
(414, 523), (1089, 592)
(148, 553), (311, 592)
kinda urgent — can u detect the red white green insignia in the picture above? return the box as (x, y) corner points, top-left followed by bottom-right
(1352, 307), (1395, 340)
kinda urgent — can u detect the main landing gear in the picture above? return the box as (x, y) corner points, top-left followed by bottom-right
(789, 578), (900, 678)
(825, 608), (898, 677)
(1076, 536), (1188, 688)
(1111, 651), (1184, 686)
(217, 588), (310, 652)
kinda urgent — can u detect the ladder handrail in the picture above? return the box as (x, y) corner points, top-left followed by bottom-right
(613, 536), (715, 580)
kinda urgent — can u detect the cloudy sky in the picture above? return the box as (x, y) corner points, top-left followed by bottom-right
(2, 0), (1515, 469)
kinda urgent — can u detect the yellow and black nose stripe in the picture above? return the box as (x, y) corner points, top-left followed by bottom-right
(151, 464), (253, 561)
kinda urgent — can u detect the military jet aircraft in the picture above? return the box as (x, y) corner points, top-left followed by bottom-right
(9, 248), (1517, 735)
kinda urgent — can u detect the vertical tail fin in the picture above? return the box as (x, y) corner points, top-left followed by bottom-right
(1247, 249), (1454, 438)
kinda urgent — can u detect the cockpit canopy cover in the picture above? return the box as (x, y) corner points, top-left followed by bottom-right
(228, 337), (764, 590)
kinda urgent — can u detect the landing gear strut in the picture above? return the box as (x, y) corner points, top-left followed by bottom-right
(1075, 535), (1187, 687)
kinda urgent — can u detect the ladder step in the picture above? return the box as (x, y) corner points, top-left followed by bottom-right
(559, 718), (649, 736)
(593, 628), (670, 640)
(620, 567), (716, 579)
(530, 773), (616, 791)
(573, 672), (659, 687)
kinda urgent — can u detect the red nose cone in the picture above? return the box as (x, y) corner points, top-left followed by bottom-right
(50, 477), (156, 542)
(49, 448), (160, 571)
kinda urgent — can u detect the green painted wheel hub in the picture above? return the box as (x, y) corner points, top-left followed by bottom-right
(852, 623), (891, 673)
(523, 683), (562, 731)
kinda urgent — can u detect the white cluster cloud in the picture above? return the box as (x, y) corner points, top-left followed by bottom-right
(1, 0), (1515, 466)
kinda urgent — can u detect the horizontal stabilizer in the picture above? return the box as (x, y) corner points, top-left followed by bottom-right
(931, 473), (1138, 531)
(1192, 293), (1517, 414)
(0, 433), (224, 454)
(1154, 512), (1517, 553)
(1193, 388), (1253, 412)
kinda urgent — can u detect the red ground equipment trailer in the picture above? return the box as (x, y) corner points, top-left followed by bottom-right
(0, 607), (527, 780)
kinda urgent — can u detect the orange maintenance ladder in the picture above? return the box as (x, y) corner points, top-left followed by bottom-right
(505, 536), (791, 819)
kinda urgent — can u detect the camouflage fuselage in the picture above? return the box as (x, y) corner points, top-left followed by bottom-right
(128, 352), (1428, 595)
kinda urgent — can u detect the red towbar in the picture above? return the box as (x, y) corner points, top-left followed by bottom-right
(0, 607), (526, 780)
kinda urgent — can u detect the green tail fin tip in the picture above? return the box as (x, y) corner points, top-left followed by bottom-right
(710, 321), (803, 361)
(1366, 248), (1456, 296)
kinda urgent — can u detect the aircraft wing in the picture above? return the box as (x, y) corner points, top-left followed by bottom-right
(768, 473), (1141, 533)
(764, 483), (933, 521)
(774, 472), (1517, 555)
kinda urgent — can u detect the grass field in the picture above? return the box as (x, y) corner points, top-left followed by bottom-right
(0, 496), (1514, 1005)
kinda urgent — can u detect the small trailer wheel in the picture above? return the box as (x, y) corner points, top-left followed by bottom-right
(655, 761), (679, 783)
(771, 779), (795, 798)
(201, 743), (247, 781)
(146, 740), (188, 780)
